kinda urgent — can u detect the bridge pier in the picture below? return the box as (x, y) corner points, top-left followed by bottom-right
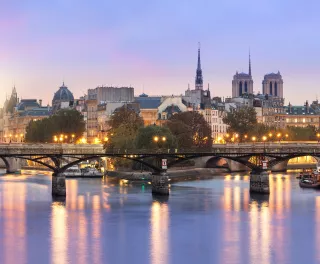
(152, 172), (169, 196)
(6, 157), (21, 174)
(52, 173), (66, 197)
(250, 170), (270, 194)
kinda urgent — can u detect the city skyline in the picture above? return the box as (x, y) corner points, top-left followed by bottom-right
(1, 0), (320, 105)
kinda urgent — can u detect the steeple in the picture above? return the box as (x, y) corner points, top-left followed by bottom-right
(195, 42), (203, 90)
(12, 85), (17, 99)
(249, 50), (252, 77)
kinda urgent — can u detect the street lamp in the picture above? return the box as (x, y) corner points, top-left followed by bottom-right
(262, 136), (267, 150)
(252, 136), (256, 145)
(153, 136), (159, 142)
(317, 133), (320, 142)
(162, 136), (166, 142)
(277, 133), (281, 143)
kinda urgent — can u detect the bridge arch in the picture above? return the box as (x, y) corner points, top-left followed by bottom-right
(205, 157), (228, 168)
(268, 154), (320, 172)
(0, 156), (9, 172)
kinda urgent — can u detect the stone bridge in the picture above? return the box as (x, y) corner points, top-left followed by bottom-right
(1, 142), (320, 173)
(1, 142), (320, 197)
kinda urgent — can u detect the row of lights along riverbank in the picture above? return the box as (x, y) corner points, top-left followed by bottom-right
(224, 132), (289, 143)
(52, 134), (110, 144)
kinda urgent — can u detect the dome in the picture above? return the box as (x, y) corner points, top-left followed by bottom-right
(52, 82), (74, 103)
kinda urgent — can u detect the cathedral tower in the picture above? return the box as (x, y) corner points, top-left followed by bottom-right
(232, 52), (254, 97)
(262, 71), (284, 98)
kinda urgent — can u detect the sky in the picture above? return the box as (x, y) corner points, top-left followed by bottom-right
(1, 0), (320, 106)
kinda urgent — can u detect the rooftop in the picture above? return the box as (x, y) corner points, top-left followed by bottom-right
(135, 96), (161, 109)
(285, 106), (316, 115)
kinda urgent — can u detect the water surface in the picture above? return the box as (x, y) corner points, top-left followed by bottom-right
(0, 170), (319, 264)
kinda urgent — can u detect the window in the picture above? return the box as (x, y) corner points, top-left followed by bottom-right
(275, 82), (278, 96)
(269, 82), (273, 95)
(244, 81), (248, 93)
(239, 82), (243, 95)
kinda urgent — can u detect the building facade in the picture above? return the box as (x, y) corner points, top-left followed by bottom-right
(281, 101), (320, 128)
(88, 86), (134, 103)
(3, 98), (50, 143)
(135, 94), (161, 126)
(200, 107), (228, 143)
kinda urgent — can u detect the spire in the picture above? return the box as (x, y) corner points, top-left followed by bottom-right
(249, 49), (252, 77)
(195, 42), (203, 90)
(197, 42), (201, 70)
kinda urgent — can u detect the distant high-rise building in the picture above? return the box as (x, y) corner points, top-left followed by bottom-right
(232, 53), (253, 97)
(262, 72), (284, 98)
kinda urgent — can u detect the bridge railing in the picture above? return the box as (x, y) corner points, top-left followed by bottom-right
(1, 143), (320, 156)
(0, 144), (105, 155)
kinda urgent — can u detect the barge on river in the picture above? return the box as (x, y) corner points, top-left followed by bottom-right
(63, 166), (103, 178)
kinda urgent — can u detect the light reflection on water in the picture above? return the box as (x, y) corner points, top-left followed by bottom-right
(0, 172), (319, 263)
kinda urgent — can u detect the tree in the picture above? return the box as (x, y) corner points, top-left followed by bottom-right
(167, 111), (212, 149)
(135, 125), (177, 150)
(104, 106), (144, 169)
(25, 109), (85, 143)
(108, 106), (144, 131)
(105, 106), (143, 148)
(287, 125), (317, 141)
(223, 106), (257, 141)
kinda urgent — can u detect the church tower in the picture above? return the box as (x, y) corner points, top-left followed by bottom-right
(232, 52), (254, 97)
(195, 43), (203, 90)
(262, 71), (284, 98)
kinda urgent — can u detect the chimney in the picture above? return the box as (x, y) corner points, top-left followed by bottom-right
(39, 99), (42, 107)
(306, 100), (309, 113)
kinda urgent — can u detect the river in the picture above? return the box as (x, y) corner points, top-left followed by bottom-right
(0, 169), (319, 264)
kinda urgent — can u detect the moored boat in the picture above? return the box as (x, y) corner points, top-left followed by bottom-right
(299, 180), (320, 188)
(63, 166), (103, 178)
(63, 165), (82, 177)
(299, 164), (320, 189)
(80, 167), (103, 178)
